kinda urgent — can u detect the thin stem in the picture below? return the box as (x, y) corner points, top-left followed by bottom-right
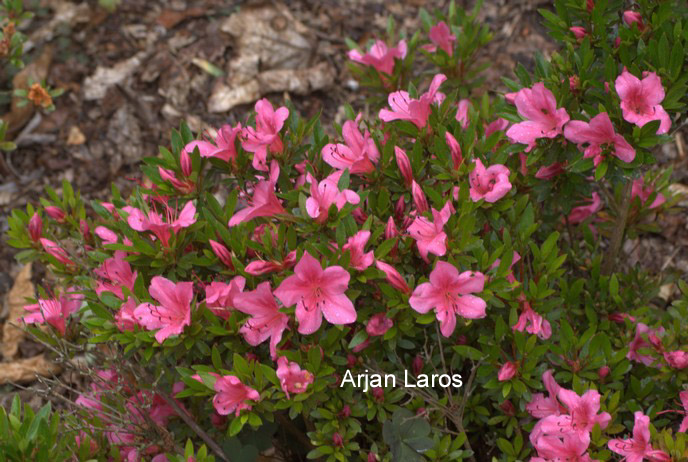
(602, 179), (633, 275)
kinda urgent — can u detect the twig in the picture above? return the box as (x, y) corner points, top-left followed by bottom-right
(602, 180), (633, 275)
(276, 413), (314, 449)
(453, 360), (481, 462)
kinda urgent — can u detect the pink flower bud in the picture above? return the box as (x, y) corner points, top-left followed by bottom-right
(245, 352), (259, 362)
(28, 213), (42, 242)
(40, 238), (75, 266)
(332, 433), (344, 447)
(456, 335), (467, 345)
(412, 355), (424, 377)
(45, 206), (66, 222)
(499, 400), (516, 416)
(80, 219), (90, 240)
(445, 132), (462, 170)
(352, 208), (368, 225)
(180, 148), (192, 177)
(385, 217), (398, 240)
(411, 181), (428, 214)
(416, 407), (426, 416)
(598, 366), (610, 378)
(497, 362), (518, 381)
(339, 405), (351, 419)
(569, 75), (580, 91)
(209, 239), (234, 269)
(395, 146), (413, 186)
(347, 354), (357, 368)
(613, 37), (621, 49)
(587, 0), (594, 12)
(211, 412), (227, 428)
(371, 387), (384, 402)
(368, 453), (378, 462)
(375, 260), (411, 295)
(395, 196), (406, 220)
(623, 11), (644, 30)
(570, 26), (587, 40)
(352, 338), (370, 353)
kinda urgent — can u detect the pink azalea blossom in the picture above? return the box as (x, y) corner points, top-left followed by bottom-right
(532, 388), (611, 442)
(425, 21), (456, 56)
(134, 276), (193, 343)
(505, 82), (570, 152)
(212, 375), (260, 416)
(627, 323), (665, 367)
(379, 74), (447, 129)
(125, 201), (196, 247)
(322, 118), (379, 174)
(276, 356), (314, 398)
(664, 351), (688, 369)
(485, 118), (509, 137)
(183, 123), (242, 164)
(567, 192), (602, 224)
(274, 251), (356, 334)
(532, 433), (593, 462)
(469, 158), (512, 203)
(306, 172), (360, 224)
(570, 26), (587, 40)
(608, 412), (670, 462)
(526, 370), (565, 419)
(40, 238), (75, 266)
(158, 167), (194, 194)
(616, 69), (671, 134)
(95, 226), (118, 244)
(564, 112), (635, 165)
(228, 179), (285, 227)
(375, 260), (411, 294)
(407, 201), (454, 262)
(366, 313), (394, 336)
(623, 11), (645, 30)
(348, 39), (407, 75)
(23, 288), (83, 335)
(632, 178), (666, 209)
(241, 99), (289, 171)
(490, 251), (521, 284)
(115, 297), (139, 332)
(456, 99), (471, 128)
(342, 231), (374, 271)
(513, 305), (552, 340)
(205, 277), (246, 320)
(409, 261), (487, 337)
(680, 391), (688, 432)
(94, 251), (137, 300)
(234, 282), (288, 360)
(498, 362), (518, 381)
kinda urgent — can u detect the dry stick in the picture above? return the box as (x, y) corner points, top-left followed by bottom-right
(275, 413), (314, 449)
(602, 180), (633, 275)
(451, 360), (481, 462)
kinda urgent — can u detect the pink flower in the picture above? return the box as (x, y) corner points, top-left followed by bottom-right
(241, 99), (289, 171)
(276, 356), (314, 398)
(342, 231), (374, 271)
(623, 11), (645, 30)
(469, 158), (512, 203)
(274, 251), (356, 334)
(532, 433), (593, 462)
(411, 180), (428, 213)
(409, 261), (486, 337)
(632, 178), (666, 209)
(184, 123), (241, 164)
(627, 323), (665, 367)
(205, 277), (246, 320)
(608, 412), (670, 462)
(208, 239), (234, 269)
(505, 83), (570, 152)
(375, 260), (411, 295)
(115, 297), (139, 332)
(535, 162), (566, 180)
(229, 180), (285, 227)
(456, 99), (471, 128)
(234, 282), (288, 360)
(564, 112), (635, 165)
(379, 74), (447, 129)
(616, 69), (671, 134)
(395, 146), (413, 186)
(445, 132), (462, 169)
(680, 391), (688, 432)
(498, 362), (518, 381)
(40, 238), (75, 266)
(526, 370), (565, 419)
(408, 201), (454, 262)
(532, 388), (611, 442)
(567, 192), (602, 224)
(664, 351), (688, 369)
(212, 375), (260, 416)
(305, 172), (360, 224)
(322, 118), (379, 174)
(28, 213), (42, 242)
(95, 226), (118, 244)
(348, 39), (407, 75)
(94, 251), (137, 300)
(426, 21), (456, 56)
(158, 167), (194, 194)
(125, 201), (196, 247)
(23, 288), (83, 335)
(366, 313), (394, 336)
(513, 305), (552, 340)
(570, 26), (587, 40)
(134, 276), (193, 343)
(485, 118), (509, 137)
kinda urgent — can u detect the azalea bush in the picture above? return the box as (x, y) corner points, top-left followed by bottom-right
(5, 0), (688, 461)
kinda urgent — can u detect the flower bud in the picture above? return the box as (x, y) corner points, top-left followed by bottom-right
(211, 413), (227, 428)
(347, 354), (357, 368)
(245, 352), (259, 362)
(352, 208), (368, 225)
(375, 261), (411, 295)
(332, 433), (344, 447)
(371, 387), (384, 403)
(623, 11), (644, 30)
(394, 196), (406, 220)
(586, 0), (594, 13)
(385, 217), (398, 240)
(613, 37), (621, 49)
(352, 338), (370, 353)
(498, 361), (518, 381)
(80, 219), (90, 240)
(28, 213), (42, 242)
(180, 148), (192, 177)
(445, 132), (462, 170)
(209, 239), (234, 269)
(411, 181), (428, 214)
(598, 366), (610, 379)
(338, 405), (351, 419)
(456, 335), (468, 345)
(45, 206), (66, 222)
(500, 400), (516, 416)
(394, 146), (413, 186)
(569, 75), (580, 91)
(368, 453), (378, 462)
(416, 407), (427, 416)
(570, 26), (587, 40)
(412, 355), (424, 377)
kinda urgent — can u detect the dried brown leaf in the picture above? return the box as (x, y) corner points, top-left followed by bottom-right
(1, 263), (33, 360)
(0, 355), (61, 384)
